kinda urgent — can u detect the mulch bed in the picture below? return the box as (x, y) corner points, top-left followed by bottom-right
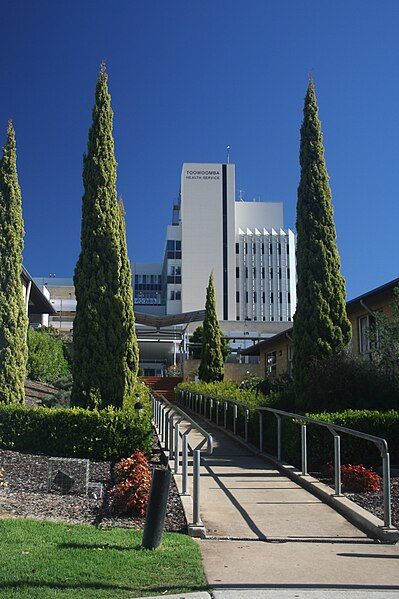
(0, 434), (187, 533)
(311, 471), (399, 529)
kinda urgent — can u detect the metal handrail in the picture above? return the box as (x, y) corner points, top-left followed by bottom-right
(178, 389), (393, 529)
(151, 392), (213, 528)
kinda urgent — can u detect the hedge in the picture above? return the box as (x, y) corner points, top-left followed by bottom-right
(177, 385), (399, 469)
(0, 403), (152, 461)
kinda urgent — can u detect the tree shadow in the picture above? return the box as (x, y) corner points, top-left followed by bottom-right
(58, 541), (143, 551)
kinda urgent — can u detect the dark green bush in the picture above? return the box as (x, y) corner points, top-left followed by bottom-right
(27, 327), (70, 384)
(0, 402), (152, 460)
(298, 351), (399, 412)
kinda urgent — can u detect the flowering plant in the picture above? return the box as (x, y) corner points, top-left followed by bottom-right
(326, 461), (381, 493)
(109, 451), (151, 516)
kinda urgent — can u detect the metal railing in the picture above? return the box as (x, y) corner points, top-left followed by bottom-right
(152, 393), (213, 527)
(178, 389), (393, 529)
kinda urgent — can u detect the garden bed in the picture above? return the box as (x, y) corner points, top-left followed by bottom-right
(311, 471), (399, 529)
(0, 435), (186, 532)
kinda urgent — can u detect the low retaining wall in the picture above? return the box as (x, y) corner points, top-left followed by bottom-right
(182, 360), (262, 383)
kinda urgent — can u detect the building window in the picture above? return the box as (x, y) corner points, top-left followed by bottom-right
(236, 267), (239, 278)
(270, 267), (273, 279)
(253, 268), (256, 278)
(288, 292), (291, 303)
(287, 244), (290, 255)
(176, 240), (181, 250)
(245, 242), (248, 254)
(262, 291), (265, 303)
(236, 243), (239, 254)
(245, 267), (248, 278)
(236, 315), (240, 320)
(279, 292), (282, 303)
(253, 292), (257, 303)
(278, 243), (281, 255)
(287, 268), (290, 279)
(167, 240), (175, 250)
(358, 314), (376, 355)
(246, 291), (249, 303)
(253, 243), (256, 254)
(270, 292), (274, 303)
(278, 267), (282, 279)
(262, 267), (265, 279)
(236, 291), (240, 303)
(269, 243), (273, 255)
(266, 351), (277, 376)
(262, 243), (265, 255)
(170, 290), (175, 300)
(175, 290), (181, 300)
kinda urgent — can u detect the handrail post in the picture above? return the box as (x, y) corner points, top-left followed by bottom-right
(382, 452), (392, 528)
(192, 449), (201, 526)
(209, 398), (213, 420)
(244, 407), (249, 442)
(233, 404), (238, 435)
(301, 424), (308, 475)
(174, 421), (180, 474)
(333, 433), (342, 496)
(181, 433), (189, 495)
(274, 413), (282, 461)
(216, 401), (219, 425)
(168, 414), (174, 459)
(224, 401), (228, 428)
(259, 411), (263, 452)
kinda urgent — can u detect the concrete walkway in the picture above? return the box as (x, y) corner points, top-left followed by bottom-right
(173, 411), (399, 592)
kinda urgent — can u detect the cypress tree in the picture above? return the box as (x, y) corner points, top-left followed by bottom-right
(293, 80), (351, 403)
(71, 65), (138, 409)
(0, 121), (28, 403)
(198, 273), (224, 382)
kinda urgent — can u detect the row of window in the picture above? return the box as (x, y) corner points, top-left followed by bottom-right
(236, 242), (289, 255)
(134, 274), (162, 285)
(134, 284), (162, 291)
(236, 315), (292, 322)
(236, 291), (291, 304)
(236, 266), (290, 279)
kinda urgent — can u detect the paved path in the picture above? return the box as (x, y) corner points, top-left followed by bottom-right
(173, 410), (399, 592)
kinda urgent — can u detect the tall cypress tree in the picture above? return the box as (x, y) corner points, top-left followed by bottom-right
(0, 121), (28, 403)
(71, 65), (138, 409)
(198, 273), (224, 383)
(293, 80), (351, 402)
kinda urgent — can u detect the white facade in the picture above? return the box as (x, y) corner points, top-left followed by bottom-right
(161, 162), (296, 322)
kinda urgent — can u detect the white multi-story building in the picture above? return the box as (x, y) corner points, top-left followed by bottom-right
(148, 162), (296, 322)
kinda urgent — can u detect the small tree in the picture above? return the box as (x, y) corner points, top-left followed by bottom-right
(370, 287), (399, 379)
(198, 273), (224, 382)
(293, 80), (351, 404)
(27, 327), (70, 384)
(0, 121), (28, 404)
(189, 325), (231, 361)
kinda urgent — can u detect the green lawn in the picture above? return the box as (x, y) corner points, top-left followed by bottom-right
(0, 518), (207, 598)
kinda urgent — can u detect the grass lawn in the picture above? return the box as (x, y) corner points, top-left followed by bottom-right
(0, 518), (207, 598)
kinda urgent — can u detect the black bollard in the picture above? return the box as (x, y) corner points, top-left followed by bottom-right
(141, 467), (171, 550)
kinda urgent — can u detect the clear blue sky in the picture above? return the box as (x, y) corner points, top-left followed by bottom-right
(1, 1), (398, 299)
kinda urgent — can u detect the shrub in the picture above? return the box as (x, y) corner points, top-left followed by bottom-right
(27, 327), (70, 384)
(298, 350), (399, 412)
(340, 464), (381, 493)
(0, 399), (152, 461)
(109, 451), (152, 516)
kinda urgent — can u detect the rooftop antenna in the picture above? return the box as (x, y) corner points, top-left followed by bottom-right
(226, 145), (230, 164)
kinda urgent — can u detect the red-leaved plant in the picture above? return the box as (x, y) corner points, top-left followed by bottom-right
(326, 461), (381, 493)
(108, 451), (151, 516)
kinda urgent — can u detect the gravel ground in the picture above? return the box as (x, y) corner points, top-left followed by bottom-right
(0, 434), (187, 533)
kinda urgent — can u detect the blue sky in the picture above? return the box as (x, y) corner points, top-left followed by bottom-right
(1, 1), (398, 298)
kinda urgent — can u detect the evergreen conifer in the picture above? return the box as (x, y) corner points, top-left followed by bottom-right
(293, 80), (351, 402)
(0, 121), (28, 403)
(198, 273), (224, 382)
(71, 65), (138, 409)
